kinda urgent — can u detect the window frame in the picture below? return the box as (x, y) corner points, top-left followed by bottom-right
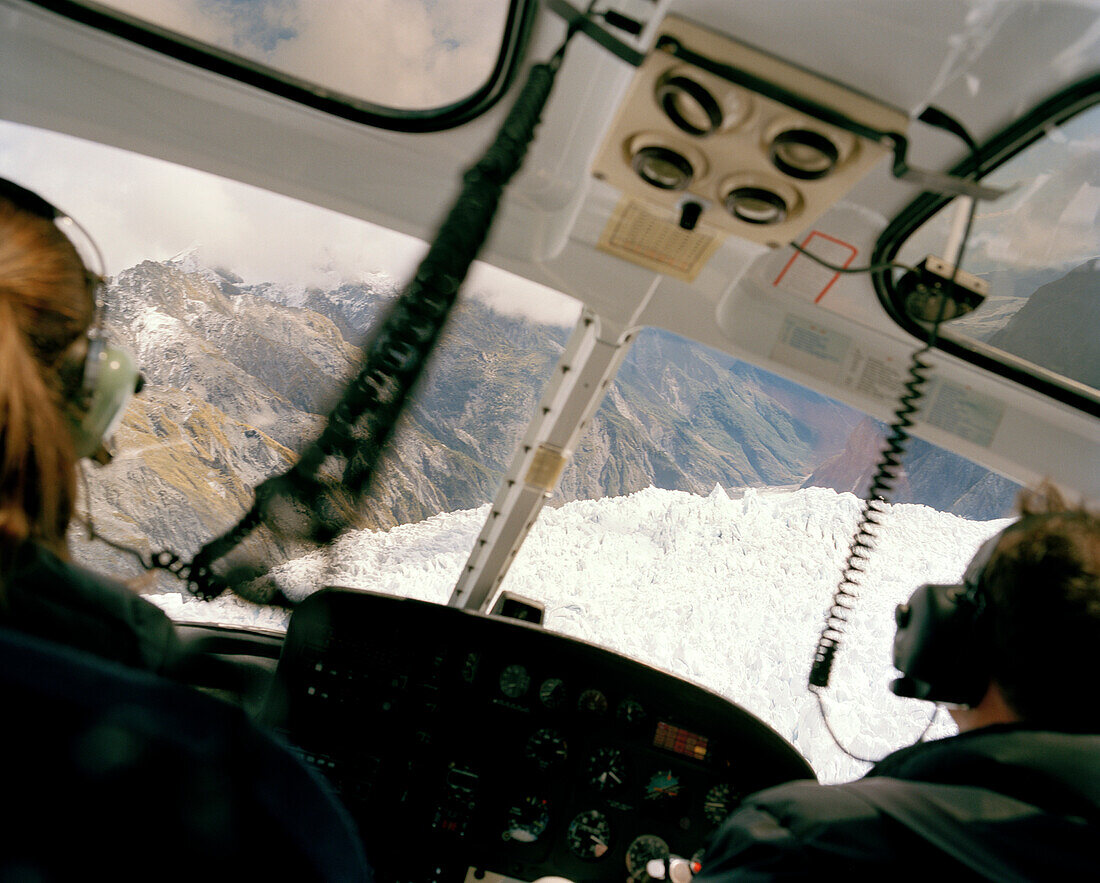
(27, 0), (539, 132)
(871, 74), (1100, 419)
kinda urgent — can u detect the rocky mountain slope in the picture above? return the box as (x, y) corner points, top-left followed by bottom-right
(988, 257), (1099, 389)
(800, 418), (1021, 519)
(72, 255), (1013, 580)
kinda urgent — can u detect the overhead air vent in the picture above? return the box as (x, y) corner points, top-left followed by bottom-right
(592, 16), (909, 273)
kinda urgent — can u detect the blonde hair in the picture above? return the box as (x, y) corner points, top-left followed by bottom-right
(0, 195), (96, 566)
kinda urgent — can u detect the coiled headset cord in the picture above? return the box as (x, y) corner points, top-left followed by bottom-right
(798, 108), (980, 761)
(804, 188), (977, 762)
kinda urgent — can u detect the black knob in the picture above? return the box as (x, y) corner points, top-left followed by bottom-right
(679, 201), (703, 231)
(895, 603), (911, 628)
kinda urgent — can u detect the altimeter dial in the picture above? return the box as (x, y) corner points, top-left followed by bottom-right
(539, 677), (566, 709)
(525, 727), (568, 770)
(499, 663), (531, 698)
(617, 697), (646, 726)
(566, 809), (611, 860)
(577, 688), (608, 715)
(503, 795), (550, 843)
(584, 746), (628, 792)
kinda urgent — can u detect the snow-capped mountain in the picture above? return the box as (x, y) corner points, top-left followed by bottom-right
(74, 255), (1015, 583)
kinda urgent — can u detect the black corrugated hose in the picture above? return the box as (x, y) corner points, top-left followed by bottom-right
(184, 60), (563, 602)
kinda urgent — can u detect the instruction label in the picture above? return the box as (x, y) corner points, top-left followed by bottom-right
(771, 315), (850, 380)
(839, 346), (908, 404)
(925, 380), (1004, 447)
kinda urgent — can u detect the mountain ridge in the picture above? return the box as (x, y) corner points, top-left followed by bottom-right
(73, 256), (1015, 580)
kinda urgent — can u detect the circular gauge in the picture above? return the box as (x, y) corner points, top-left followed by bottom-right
(616, 698), (646, 726)
(503, 795), (551, 844)
(499, 664), (531, 698)
(577, 688), (609, 715)
(525, 727), (568, 770)
(566, 809), (612, 860)
(703, 783), (739, 824)
(644, 769), (682, 802)
(625, 834), (670, 880)
(539, 677), (566, 709)
(584, 746), (628, 792)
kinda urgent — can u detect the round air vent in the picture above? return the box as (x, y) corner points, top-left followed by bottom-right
(725, 187), (788, 224)
(770, 128), (840, 179)
(631, 145), (695, 190)
(656, 75), (723, 136)
(720, 174), (801, 226)
(654, 68), (753, 138)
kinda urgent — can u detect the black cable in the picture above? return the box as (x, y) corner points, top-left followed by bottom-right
(80, 23), (579, 604)
(790, 241), (915, 276)
(918, 106), (979, 152)
(807, 160), (980, 762)
(180, 51), (570, 601)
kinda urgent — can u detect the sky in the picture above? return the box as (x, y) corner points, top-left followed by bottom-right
(152, 484), (1010, 785)
(901, 105), (1100, 275)
(87, 0), (510, 108)
(0, 118), (581, 327)
(0, 0), (577, 320)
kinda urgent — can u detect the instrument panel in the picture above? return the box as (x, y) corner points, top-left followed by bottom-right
(263, 588), (814, 883)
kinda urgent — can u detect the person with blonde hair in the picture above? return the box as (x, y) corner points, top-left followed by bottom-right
(0, 177), (180, 671)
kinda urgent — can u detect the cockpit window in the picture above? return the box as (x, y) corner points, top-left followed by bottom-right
(3, 118), (1018, 782)
(876, 81), (1100, 414)
(33, 0), (534, 129)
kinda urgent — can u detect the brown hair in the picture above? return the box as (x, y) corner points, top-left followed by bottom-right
(0, 195), (96, 568)
(982, 483), (1100, 731)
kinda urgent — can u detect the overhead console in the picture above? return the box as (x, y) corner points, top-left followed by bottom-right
(590, 15), (908, 281)
(263, 588), (813, 882)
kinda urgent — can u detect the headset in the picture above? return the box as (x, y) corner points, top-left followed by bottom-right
(891, 525), (1009, 707)
(0, 177), (142, 462)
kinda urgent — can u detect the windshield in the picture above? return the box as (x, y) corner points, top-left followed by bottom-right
(54, 0), (522, 121)
(3, 119), (1016, 782)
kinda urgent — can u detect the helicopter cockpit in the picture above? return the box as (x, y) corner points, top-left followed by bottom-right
(1, 1), (1097, 881)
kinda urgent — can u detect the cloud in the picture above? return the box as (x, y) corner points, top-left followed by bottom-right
(0, 120), (579, 326)
(98, 0), (509, 108)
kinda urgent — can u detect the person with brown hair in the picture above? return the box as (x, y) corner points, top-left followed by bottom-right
(0, 178), (373, 881)
(0, 177), (181, 672)
(696, 484), (1099, 880)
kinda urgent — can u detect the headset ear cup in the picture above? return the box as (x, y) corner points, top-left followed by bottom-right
(66, 341), (140, 461)
(892, 583), (990, 706)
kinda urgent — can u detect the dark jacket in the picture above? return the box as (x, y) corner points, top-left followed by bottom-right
(0, 624), (372, 881)
(696, 725), (1099, 881)
(0, 541), (181, 672)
